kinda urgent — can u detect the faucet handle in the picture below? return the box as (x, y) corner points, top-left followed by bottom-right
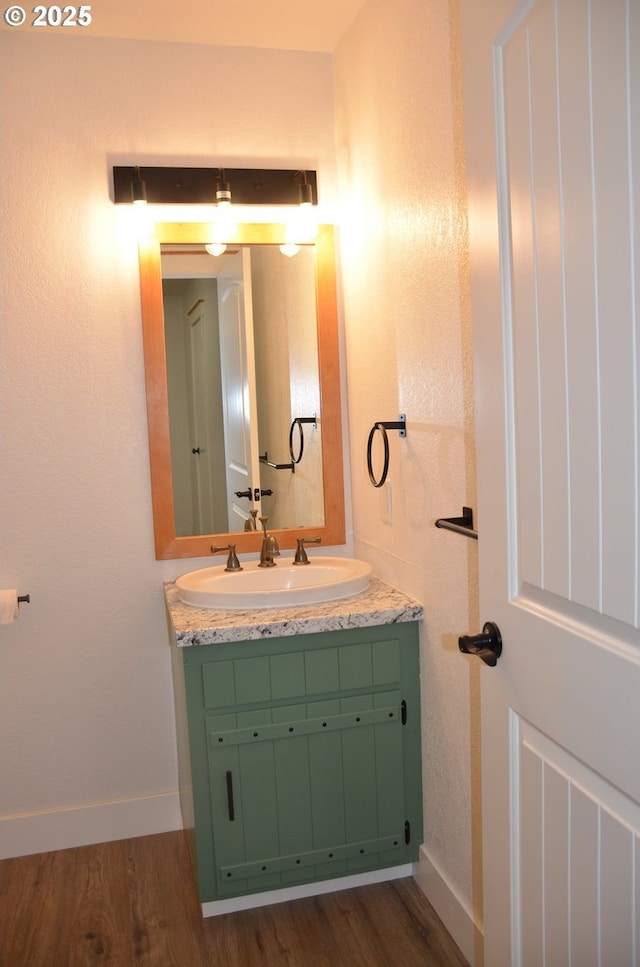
(293, 537), (321, 565)
(211, 543), (243, 572)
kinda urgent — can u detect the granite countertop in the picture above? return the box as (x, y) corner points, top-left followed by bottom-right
(164, 575), (423, 647)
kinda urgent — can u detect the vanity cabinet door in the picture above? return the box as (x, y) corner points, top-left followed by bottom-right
(207, 691), (407, 896)
(178, 622), (422, 904)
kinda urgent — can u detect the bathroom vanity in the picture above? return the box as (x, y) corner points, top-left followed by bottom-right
(164, 576), (423, 915)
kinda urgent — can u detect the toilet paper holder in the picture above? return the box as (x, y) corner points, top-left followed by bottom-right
(18, 594), (30, 604)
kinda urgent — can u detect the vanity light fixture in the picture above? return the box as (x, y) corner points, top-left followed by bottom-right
(113, 165), (320, 251)
(113, 165), (318, 206)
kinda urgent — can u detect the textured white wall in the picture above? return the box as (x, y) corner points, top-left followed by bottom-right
(334, 0), (481, 938)
(1, 17), (480, 948)
(0, 33), (337, 840)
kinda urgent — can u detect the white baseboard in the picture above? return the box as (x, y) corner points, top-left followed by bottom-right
(201, 863), (413, 917)
(413, 845), (481, 966)
(0, 791), (183, 859)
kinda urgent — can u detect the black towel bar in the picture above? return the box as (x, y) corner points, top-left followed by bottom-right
(434, 507), (478, 540)
(260, 451), (295, 472)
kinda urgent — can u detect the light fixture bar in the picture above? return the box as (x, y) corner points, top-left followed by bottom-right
(113, 166), (318, 206)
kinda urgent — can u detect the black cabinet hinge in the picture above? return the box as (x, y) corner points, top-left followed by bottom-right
(401, 700), (407, 725)
(404, 820), (411, 845)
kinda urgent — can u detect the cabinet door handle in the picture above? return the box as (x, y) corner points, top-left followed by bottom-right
(226, 771), (235, 822)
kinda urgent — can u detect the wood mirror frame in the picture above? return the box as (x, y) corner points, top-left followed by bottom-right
(138, 221), (345, 560)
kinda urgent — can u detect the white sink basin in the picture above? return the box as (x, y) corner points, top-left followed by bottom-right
(175, 556), (373, 610)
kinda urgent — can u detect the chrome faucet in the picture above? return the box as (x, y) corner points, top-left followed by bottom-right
(293, 536), (321, 565)
(211, 543), (242, 572)
(258, 517), (280, 568)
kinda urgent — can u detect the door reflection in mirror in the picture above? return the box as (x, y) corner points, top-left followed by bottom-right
(161, 243), (323, 538)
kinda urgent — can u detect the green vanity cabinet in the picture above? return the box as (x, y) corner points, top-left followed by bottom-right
(172, 621), (422, 905)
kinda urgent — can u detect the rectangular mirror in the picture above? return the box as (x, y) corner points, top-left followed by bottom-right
(138, 222), (345, 559)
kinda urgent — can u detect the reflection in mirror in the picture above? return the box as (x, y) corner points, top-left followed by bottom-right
(138, 223), (345, 560)
(161, 244), (323, 537)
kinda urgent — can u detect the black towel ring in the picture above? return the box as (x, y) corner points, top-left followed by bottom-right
(367, 415), (406, 488)
(289, 416), (317, 465)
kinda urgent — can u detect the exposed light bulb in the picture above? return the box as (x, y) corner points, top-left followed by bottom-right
(279, 242), (300, 257)
(130, 166), (153, 241)
(133, 199), (154, 242)
(279, 193), (318, 257)
(294, 201), (318, 244)
(206, 181), (236, 257)
(205, 241), (227, 257)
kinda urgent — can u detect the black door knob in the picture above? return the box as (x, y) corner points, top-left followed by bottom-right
(192, 447), (201, 455)
(458, 621), (502, 667)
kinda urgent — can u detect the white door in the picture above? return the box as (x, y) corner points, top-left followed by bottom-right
(217, 249), (262, 531)
(460, 0), (640, 964)
(185, 295), (217, 534)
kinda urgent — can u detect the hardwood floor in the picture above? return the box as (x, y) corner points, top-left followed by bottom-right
(1, 831), (469, 966)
